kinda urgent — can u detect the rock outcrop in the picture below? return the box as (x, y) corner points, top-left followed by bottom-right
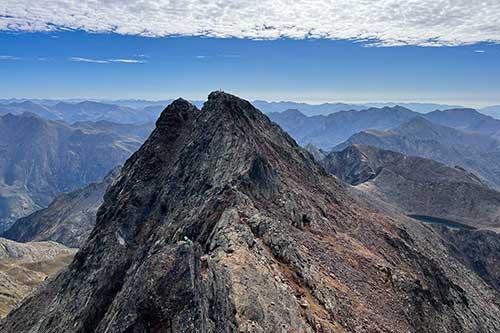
(2, 93), (500, 332)
(3, 168), (120, 248)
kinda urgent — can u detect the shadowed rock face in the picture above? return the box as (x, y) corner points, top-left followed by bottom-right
(2, 92), (500, 332)
(3, 168), (121, 248)
(324, 144), (500, 230)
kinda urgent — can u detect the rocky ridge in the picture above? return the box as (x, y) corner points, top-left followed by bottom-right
(1, 92), (500, 332)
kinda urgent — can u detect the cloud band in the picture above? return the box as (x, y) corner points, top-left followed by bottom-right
(1, 1), (500, 46)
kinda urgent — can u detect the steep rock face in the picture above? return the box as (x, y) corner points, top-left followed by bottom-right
(324, 145), (500, 230)
(0, 113), (152, 231)
(2, 93), (500, 332)
(3, 167), (120, 248)
(0, 237), (75, 318)
(335, 117), (500, 189)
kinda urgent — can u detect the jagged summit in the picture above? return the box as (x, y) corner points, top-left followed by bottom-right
(2, 93), (500, 332)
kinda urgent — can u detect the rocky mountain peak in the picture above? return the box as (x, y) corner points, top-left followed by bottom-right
(3, 93), (500, 332)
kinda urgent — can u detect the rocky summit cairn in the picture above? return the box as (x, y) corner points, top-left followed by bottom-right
(2, 92), (500, 332)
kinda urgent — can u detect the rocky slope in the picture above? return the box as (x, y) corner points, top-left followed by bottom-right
(2, 93), (500, 332)
(335, 117), (500, 188)
(0, 237), (75, 318)
(434, 227), (500, 292)
(324, 144), (500, 229)
(0, 113), (152, 231)
(3, 168), (120, 248)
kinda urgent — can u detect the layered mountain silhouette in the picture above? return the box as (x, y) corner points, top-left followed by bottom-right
(425, 108), (500, 139)
(3, 168), (120, 248)
(324, 144), (500, 230)
(335, 117), (500, 188)
(0, 113), (152, 231)
(0, 101), (161, 124)
(270, 106), (500, 150)
(269, 106), (416, 149)
(2, 92), (500, 332)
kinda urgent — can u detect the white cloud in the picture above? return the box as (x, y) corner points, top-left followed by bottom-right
(0, 55), (19, 60)
(109, 59), (146, 63)
(474, 50), (486, 53)
(1, 1), (500, 46)
(69, 57), (146, 64)
(69, 57), (110, 64)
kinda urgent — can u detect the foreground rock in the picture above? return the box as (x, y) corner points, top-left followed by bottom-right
(2, 92), (500, 332)
(3, 168), (120, 248)
(324, 144), (500, 230)
(0, 237), (75, 318)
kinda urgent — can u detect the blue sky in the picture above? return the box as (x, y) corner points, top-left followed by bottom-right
(1, 1), (500, 107)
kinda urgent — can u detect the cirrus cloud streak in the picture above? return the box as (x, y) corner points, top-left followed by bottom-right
(1, 1), (500, 46)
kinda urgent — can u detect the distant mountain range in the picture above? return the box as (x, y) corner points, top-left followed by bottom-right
(4, 98), (500, 119)
(335, 117), (500, 189)
(0, 113), (152, 231)
(0, 101), (162, 124)
(4, 168), (120, 248)
(269, 106), (417, 149)
(324, 144), (500, 230)
(481, 105), (500, 119)
(270, 106), (500, 149)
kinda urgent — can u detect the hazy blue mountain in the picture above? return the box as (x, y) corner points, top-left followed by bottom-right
(424, 108), (500, 138)
(0, 113), (152, 231)
(269, 106), (418, 149)
(481, 105), (500, 120)
(365, 102), (463, 113)
(50, 101), (159, 124)
(335, 117), (500, 188)
(0, 101), (58, 120)
(4, 167), (120, 248)
(253, 100), (367, 115)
